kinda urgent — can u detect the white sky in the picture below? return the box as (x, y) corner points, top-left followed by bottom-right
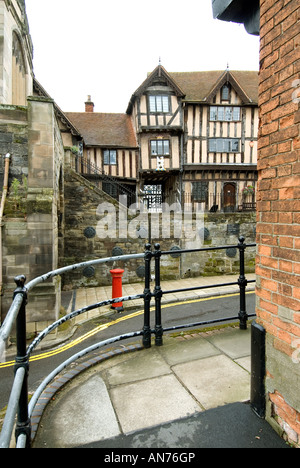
(25, 0), (260, 113)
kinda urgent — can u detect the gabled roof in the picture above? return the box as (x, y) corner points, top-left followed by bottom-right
(126, 68), (258, 113)
(169, 69), (259, 104)
(127, 65), (185, 113)
(65, 112), (138, 148)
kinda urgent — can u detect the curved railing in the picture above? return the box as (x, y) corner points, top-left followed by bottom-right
(0, 238), (256, 448)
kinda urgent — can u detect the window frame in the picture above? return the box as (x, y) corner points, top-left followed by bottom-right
(210, 106), (241, 122)
(208, 138), (240, 153)
(103, 149), (117, 165)
(221, 84), (230, 101)
(192, 181), (208, 203)
(150, 139), (170, 157)
(102, 181), (118, 199)
(149, 95), (170, 114)
(142, 184), (163, 212)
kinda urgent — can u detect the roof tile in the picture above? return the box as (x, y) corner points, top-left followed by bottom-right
(65, 112), (137, 148)
(169, 70), (259, 103)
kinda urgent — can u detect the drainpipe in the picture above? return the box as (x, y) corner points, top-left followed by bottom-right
(0, 153), (11, 323)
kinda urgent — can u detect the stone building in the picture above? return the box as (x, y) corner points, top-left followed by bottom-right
(213, 0), (300, 448)
(0, 0), (63, 328)
(0, 0), (33, 105)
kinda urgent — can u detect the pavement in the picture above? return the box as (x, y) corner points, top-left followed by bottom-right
(29, 273), (289, 449)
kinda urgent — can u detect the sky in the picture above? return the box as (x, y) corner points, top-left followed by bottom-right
(25, 0), (260, 114)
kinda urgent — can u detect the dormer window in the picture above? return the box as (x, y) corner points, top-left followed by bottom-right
(149, 95), (170, 113)
(221, 84), (230, 101)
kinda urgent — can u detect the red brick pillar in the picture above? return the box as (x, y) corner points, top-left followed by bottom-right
(257, 0), (300, 447)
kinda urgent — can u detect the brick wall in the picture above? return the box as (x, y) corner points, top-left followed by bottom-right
(257, 0), (300, 447)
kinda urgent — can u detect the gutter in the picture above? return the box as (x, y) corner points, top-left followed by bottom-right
(0, 153), (11, 322)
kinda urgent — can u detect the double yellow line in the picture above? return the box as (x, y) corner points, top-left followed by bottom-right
(0, 310), (144, 369)
(0, 292), (253, 369)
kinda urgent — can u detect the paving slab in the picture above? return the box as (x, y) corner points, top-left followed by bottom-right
(173, 354), (250, 409)
(31, 322), (289, 450)
(109, 374), (201, 434)
(104, 348), (171, 386)
(33, 374), (120, 448)
(205, 326), (251, 359)
(156, 335), (220, 366)
(236, 356), (251, 372)
(81, 402), (290, 449)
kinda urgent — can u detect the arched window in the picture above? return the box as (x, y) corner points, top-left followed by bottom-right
(12, 32), (27, 105)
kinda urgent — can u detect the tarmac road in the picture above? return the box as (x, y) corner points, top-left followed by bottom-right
(0, 292), (255, 411)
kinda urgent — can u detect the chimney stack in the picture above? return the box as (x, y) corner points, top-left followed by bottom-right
(85, 95), (94, 113)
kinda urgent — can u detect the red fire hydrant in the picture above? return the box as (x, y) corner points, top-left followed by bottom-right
(110, 269), (125, 312)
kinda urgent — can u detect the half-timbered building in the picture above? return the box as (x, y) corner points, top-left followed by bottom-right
(64, 104), (139, 206)
(64, 64), (258, 213)
(127, 65), (258, 212)
(173, 68), (258, 212)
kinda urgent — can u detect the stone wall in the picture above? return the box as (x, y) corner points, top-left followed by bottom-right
(0, 105), (28, 186)
(0, 105), (29, 323)
(62, 166), (256, 290)
(0, 0), (33, 105)
(181, 212), (256, 279)
(62, 167), (148, 289)
(0, 98), (64, 336)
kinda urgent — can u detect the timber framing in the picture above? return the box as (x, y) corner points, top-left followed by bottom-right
(61, 64), (258, 213)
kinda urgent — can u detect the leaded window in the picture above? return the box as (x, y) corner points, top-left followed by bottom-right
(192, 181), (208, 202)
(150, 140), (170, 156)
(103, 149), (117, 165)
(208, 138), (240, 153)
(221, 84), (230, 101)
(210, 106), (241, 122)
(149, 95), (170, 113)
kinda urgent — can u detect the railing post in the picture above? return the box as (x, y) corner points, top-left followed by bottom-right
(251, 321), (266, 418)
(238, 236), (248, 330)
(143, 244), (152, 348)
(154, 243), (163, 347)
(13, 275), (31, 448)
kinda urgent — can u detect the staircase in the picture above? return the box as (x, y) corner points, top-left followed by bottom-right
(73, 156), (136, 207)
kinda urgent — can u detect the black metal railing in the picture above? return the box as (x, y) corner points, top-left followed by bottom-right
(0, 237), (256, 449)
(73, 155), (136, 207)
(183, 192), (256, 213)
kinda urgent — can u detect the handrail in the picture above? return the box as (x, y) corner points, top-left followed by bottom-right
(0, 253), (144, 360)
(0, 367), (25, 449)
(26, 294), (145, 357)
(0, 238), (256, 448)
(28, 330), (144, 419)
(0, 293), (24, 357)
(25, 253), (144, 292)
(161, 243), (256, 255)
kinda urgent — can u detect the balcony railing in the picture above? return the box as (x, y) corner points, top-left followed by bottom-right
(0, 237), (256, 448)
(183, 193), (256, 213)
